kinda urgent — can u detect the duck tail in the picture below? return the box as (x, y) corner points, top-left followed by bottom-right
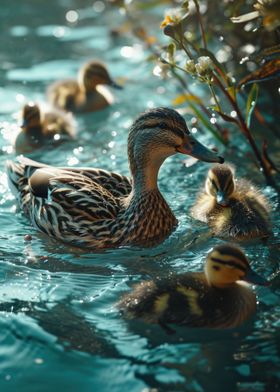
(6, 156), (47, 212)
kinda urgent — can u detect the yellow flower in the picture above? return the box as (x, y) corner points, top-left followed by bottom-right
(160, 15), (175, 28)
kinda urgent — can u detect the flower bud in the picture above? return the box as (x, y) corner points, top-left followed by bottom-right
(195, 56), (213, 76)
(185, 59), (196, 74)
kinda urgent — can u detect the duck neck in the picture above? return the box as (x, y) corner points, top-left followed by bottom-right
(129, 150), (166, 193)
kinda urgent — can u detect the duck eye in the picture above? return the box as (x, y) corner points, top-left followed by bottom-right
(212, 265), (220, 271)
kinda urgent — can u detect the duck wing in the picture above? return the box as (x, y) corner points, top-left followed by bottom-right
(6, 157), (123, 245)
(66, 167), (132, 197)
(47, 79), (81, 111)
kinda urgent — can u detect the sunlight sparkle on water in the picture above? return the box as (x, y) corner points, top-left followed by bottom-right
(67, 157), (79, 166)
(16, 94), (25, 103)
(66, 10), (79, 23)
(120, 46), (134, 58)
(53, 27), (66, 38)
(93, 1), (105, 13)
(73, 147), (83, 155)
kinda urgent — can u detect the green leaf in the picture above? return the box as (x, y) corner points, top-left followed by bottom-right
(246, 83), (259, 128)
(166, 42), (176, 62)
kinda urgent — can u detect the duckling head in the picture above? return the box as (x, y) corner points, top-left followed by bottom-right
(128, 107), (224, 188)
(78, 60), (121, 92)
(205, 244), (269, 288)
(21, 102), (41, 131)
(206, 164), (235, 207)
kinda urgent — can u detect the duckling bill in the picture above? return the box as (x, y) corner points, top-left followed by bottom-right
(191, 164), (271, 240)
(119, 244), (269, 330)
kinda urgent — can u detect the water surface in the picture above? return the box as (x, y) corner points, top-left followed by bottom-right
(0, 1), (279, 391)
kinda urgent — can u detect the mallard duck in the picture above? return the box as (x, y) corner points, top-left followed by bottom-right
(14, 102), (75, 154)
(47, 60), (122, 113)
(191, 164), (271, 240)
(119, 244), (269, 330)
(6, 107), (223, 249)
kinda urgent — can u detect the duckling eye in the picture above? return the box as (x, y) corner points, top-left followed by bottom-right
(212, 265), (220, 271)
(210, 179), (219, 191)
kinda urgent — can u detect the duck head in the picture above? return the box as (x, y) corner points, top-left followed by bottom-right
(78, 60), (122, 92)
(21, 102), (41, 131)
(205, 244), (269, 288)
(205, 164), (236, 207)
(128, 107), (224, 189)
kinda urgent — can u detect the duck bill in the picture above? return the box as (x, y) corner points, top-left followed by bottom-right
(242, 269), (269, 286)
(216, 191), (229, 207)
(176, 135), (224, 163)
(109, 79), (123, 90)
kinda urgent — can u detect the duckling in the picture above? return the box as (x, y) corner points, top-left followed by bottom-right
(14, 102), (75, 154)
(191, 164), (271, 240)
(47, 60), (122, 113)
(6, 107), (223, 250)
(119, 244), (269, 330)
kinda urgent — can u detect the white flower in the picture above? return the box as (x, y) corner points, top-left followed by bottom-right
(195, 56), (213, 76)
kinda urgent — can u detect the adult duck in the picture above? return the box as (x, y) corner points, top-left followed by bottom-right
(7, 107), (223, 249)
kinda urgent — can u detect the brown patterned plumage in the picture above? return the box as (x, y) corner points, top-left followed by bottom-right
(191, 164), (271, 240)
(14, 102), (75, 153)
(119, 244), (269, 330)
(47, 60), (122, 113)
(6, 107), (223, 249)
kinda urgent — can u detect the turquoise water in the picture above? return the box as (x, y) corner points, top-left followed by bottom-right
(0, 1), (279, 391)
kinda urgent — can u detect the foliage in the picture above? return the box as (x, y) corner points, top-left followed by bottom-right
(109, 0), (280, 188)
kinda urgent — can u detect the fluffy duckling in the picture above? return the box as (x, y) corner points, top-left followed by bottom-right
(47, 60), (122, 113)
(14, 102), (75, 154)
(191, 164), (271, 240)
(119, 244), (269, 330)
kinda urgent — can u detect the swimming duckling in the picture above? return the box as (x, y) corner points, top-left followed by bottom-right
(14, 102), (75, 154)
(47, 60), (122, 113)
(191, 164), (271, 240)
(119, 244), (269, 330)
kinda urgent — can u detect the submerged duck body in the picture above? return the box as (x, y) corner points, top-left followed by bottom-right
(47, 60), (122, 113)
(191, 164), (271, 240)
(119, 244), (268, 330)
(14, 102), (75, 154)
(6, 107), (223, 250)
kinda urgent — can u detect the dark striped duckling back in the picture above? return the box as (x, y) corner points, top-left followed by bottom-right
(119, 244), (269, 330)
